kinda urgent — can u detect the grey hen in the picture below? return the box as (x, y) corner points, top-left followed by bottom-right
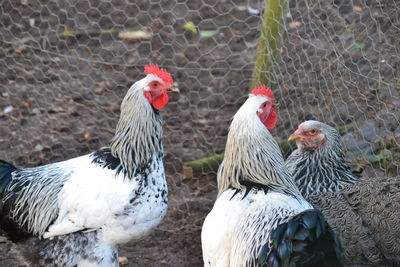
(286, 120), (400, 266)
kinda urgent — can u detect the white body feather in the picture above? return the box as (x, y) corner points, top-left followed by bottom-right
(5, 149), (168, 266)
(37, 153), (167, 245)
(202, 189), (312, 267)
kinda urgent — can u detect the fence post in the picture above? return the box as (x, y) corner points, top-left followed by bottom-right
(250, 0), (288, 90)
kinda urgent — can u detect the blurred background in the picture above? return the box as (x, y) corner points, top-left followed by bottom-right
(0, 0), (399, 266)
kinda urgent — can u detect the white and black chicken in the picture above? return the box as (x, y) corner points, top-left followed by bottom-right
(0, 64), (179, 266)
(201, 86), (343, 267)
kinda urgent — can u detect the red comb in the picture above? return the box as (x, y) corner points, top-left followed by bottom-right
(251, 85), (274, 102)
(144, 64), (173, 86)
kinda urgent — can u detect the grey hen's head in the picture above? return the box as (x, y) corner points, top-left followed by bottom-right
(286, 120), (359, 197)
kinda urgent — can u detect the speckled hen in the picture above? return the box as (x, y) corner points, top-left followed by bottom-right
(287, 120), (400, 266)
(201, 87), (342, 267)
(0, 64), (179, 266)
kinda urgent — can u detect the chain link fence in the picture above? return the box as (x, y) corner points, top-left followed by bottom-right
(0, 0), (399, 266)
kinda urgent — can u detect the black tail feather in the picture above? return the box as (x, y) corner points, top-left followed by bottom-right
(0, 160), (31, 242)
(0, 160), (17, 195)
(258, 209), (344, 267)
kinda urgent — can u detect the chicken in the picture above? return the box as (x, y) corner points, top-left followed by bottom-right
(201, 87), (342, 267)
(287, 120), (400, 265)
(286, 120), (359, 197)
(0, 64), (179, 266)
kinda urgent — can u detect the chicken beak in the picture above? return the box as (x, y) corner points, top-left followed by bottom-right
(273, 103), (280, 108)
(166, 86), (180, 93)
(288, 133), (301, 141)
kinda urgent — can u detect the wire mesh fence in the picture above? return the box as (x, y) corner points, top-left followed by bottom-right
(0, 0), (399, 266)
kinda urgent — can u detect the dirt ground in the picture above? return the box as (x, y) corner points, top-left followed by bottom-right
(0, 0), (399, 266)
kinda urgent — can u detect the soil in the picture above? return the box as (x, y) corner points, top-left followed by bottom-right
(0, 0), (398, 266)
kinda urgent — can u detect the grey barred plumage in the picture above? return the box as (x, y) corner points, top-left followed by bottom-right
(307, 179), (400, 265)
(287, 120), (400, 265)
(17, 231), (118, 267)
(286, 120), (359, 197)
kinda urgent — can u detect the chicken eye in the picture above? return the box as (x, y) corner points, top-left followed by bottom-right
(308, 130), (317, 136)
(149, 81), (161, 89)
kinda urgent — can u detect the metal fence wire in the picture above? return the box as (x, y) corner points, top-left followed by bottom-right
(0, 0), (399, 266)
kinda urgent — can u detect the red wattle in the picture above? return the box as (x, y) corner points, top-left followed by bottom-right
(265, 108), (277, 130)
(152, 93), (170, 110)
(144, 91), (152, 103)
